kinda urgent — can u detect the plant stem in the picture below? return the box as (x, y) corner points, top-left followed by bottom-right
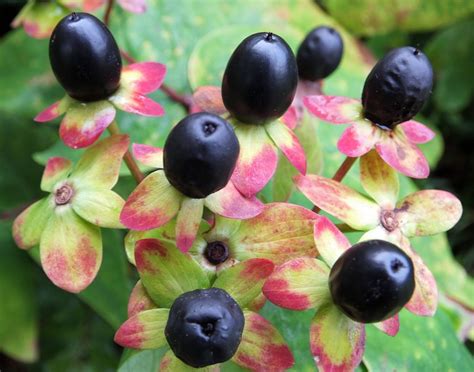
(119, 49), (192, 113)
(335, 223), (357, 233)
(312, 156), (358, 213)
(108, 122), (145, 184)
(103, 0), (115, 27)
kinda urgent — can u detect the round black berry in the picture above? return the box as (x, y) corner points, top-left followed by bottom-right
(163, 112), (240, 199)
(49, 12), (122, 102)
(329, 239), (415, 323)
(296, 26), (343, 81)
(222, 32), (298, 125)
(165, 288), (245, 368)
(362, 46), (433, 129)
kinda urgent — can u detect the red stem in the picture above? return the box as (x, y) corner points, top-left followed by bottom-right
(312, 156), (358, 213)
(119, 50), (192, 113)
(103, 0), (115, 27)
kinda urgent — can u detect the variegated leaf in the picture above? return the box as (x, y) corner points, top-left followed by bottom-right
(120, 62), (166, 95)
(70, 134), (129, 189)
(338, 120), (380, 157)
(128, 280), (156, 318)
(204, 181), (263, 219)
(114, 308), (169, 349)
(375, 127), (430, 179)
(265, 120), (306, 174)
(232, 311), (294, 371)
(213, 258), (274, 308)
(310, 303), (366, 372)
(59, 100), (116, 149)
(400, 120), (436, 144)
(313, 216), (351, 267)
(230, 203), (318, 264)
(132, 143), (163, 168)
(72, 189), (125, 228)
(120, 171), (182, 231)
(12, 198), (52, 249)
(40, 157), (73, 192)
(175, 198), (204, 252)
(263, 257), (330, 310)
(303, 95), (362, 124)
(360, 150), (399, 209)
(109, 87), (164, 117)
(295, 174), (380, 231)
(135, 239), (209, 308)
(231, 124), (278, 197)
(40, 207), (102, 293)
(397, 190), (462, 237)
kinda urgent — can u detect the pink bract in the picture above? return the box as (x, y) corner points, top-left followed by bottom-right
(304, 95), (435, 179)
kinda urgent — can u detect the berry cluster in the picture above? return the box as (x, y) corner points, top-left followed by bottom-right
(12, 7), (463, 372)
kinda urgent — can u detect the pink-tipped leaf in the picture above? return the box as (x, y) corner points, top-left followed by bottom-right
(303, 95), (362, 124)
(40, 157), (72, 192)
(114, 308), (169, 349)
(120, 171), (182, 231)
(263, 257), (330, 310)
(128, 280), (155, 317)
(132, 143), (163, 168)
(313, 216), (351, 267)
(121, 62), (166, 95)
(175, 198), (204, 252)
(13, 198), (52, 249)
(135, 239), (209, 307)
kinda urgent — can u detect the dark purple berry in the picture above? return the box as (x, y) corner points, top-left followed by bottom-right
(362, 46), (433, 129)
(204, 241), (230, 265)
(165, 288), (245, 368)
(329, 239), (415, 323)
(49, 12), (122, 102)
(296, 26), (343, 81)
(163, 112), (240, 199)
(222, 32), (298, 125)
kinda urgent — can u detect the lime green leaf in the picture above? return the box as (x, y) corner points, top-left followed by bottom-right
(72, 189), (125, 229)
(213, 259), (274, 308)
(135, 239), (209, 308)
(13, 197), (52, 249)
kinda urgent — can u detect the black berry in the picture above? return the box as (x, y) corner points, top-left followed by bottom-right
(222, 32), (298, 125)
(163, 112), (240, 199)
(362, 46), (433, 129)
(165, 288), (245, 368)
(204, 241), (230, 265)
(296, 26), (343, 81)
(49, 12), (122, 102)
(329, 239), (415, 323)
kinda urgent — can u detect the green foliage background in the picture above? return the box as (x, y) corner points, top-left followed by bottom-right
(0, 0), (473, 370)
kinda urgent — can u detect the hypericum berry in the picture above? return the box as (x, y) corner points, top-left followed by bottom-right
(204, 241), (230, 265)
(49, 12), (122, 102)
(296, 26), (343, 81)
(362, 46), (433, 129)
(165, 288), (245, 368)
(163, 112), (240, 199)
(329, 239), (415, 323)
(222, 32), (298, 125)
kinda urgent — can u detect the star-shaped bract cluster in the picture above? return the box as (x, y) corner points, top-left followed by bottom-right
(13, 135), (129, 292)
(114, 239), (295, 371)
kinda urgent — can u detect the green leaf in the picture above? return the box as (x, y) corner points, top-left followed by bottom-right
(364, 309), (474, 370)
(323, 0), (474, 36)
(0, 221), (38, 362)
(425, 19), (474, 113)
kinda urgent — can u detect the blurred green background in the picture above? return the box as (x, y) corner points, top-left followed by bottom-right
(0, 0), (473, 370)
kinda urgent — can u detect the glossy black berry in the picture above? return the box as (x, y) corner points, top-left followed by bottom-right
(222, 32), (298, 125)
(296, 26), (343, 81)
(163, 112), (240, 199)
(329, 239), (415, 323)
(49, 12), (122, 102)
(362, 46), (433, 129)
(165, 288), (245, 368)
